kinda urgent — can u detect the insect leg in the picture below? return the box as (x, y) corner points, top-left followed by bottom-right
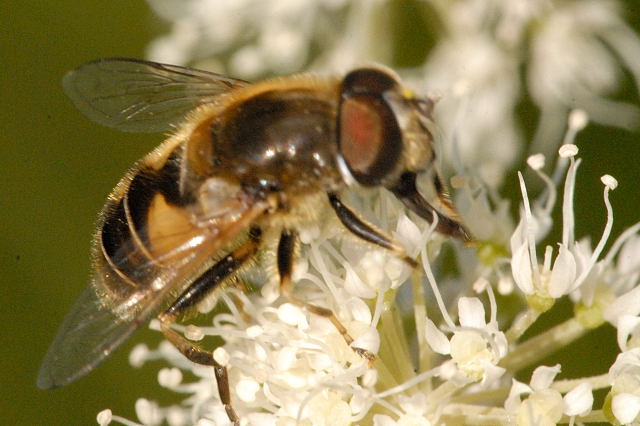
(277, 229), (375, 363)
(158, 226), (262, 426)
(276, 229), (298, 294)
(389, 171), (472, 242)
(327, 192), (417, 268)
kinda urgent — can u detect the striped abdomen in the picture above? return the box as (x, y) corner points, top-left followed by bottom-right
(91, 143), (207, 318)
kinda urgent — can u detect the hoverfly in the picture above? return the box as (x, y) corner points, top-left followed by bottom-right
(38, 58), (470, 424)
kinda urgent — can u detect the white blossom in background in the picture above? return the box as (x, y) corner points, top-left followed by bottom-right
(93, 0), (640, 425)
(145, 0), (376, 78)
(423, 0), (640, 183)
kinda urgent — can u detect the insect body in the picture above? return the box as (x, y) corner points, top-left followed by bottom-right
(38, 59), (470, 424)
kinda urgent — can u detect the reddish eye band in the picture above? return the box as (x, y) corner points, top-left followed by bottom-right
(339, 96), (384, 176)
(337, 68), (403, 186)
(337, 93), (402, 186)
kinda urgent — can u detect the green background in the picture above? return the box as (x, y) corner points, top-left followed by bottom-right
(1, 1), (639, 425)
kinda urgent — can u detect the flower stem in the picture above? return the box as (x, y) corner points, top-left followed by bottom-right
(440, 405), (608, 425)
(451, 387), (510, 404)
(441, 403), (511, 425)
(552, 374), (611, 392)
(377, 290), (416, 390)
(561, 410), (608, 424)
(505, 307), (541, 343)
(411, 269), (433, 391)
(501, 317), (586, 372)
(427, 381), (461, 407)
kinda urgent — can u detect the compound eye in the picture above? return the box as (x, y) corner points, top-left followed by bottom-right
(338, 69), (402, 186)
(339, 96), (385, 178)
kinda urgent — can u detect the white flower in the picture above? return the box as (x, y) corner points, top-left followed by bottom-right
(528, 0), (640, 133)
(563, 382), (594, 417)
(145, 0), (371, 78)
(426, 297), (507, 386)
(422, 33), (521, 186)
(504, 365), (564, 426)
(135, 398), (162, 426)
(608, 348), (640, 424)
(373, 393), (433, 426)
(509, 129), (621, 313)
(505, 365), (593, 424)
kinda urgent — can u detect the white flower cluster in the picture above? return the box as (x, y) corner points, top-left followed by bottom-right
(424, 0), (640, 184)
(145, 0), (359, 78)
(94, 0), (640, 425)
(98, 115), (640, 424)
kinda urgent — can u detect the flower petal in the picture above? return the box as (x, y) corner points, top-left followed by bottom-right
(563, 382), (593, 416)
(548, 244), (577, 297)
(394, 213), (422, 255)
(615, 315), (640, 351)
(458, 297), (487, 327)
(344, 265), (377, 299)
(617, 234), (640, 275)
(425, 319), (450, 355)
(373, 414), (397, 426)
(512, 241), (534, 294)
(612, 393), (640, 424)
(352, 327), (380, 354)
(604, 286), (640, 325)
(505, 379), (532, 412)
(530, 364), (561, 391)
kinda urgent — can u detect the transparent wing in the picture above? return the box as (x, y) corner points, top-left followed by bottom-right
(37, 199), (268, 389)
(37, 238), (214, 389)
(63, 58), (249, 133)
(37, 283), (150, 388)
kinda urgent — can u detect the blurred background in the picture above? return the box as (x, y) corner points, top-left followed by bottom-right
(1, 1), (639, 424)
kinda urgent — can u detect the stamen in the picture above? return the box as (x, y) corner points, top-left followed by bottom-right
(184, 325), (204, 341)
(486, 283), (498, 326)
(420, 213), (456, 329)
(573, 176), (616, 289)
(158, 368), (182, 388)
(96, 409), (112, 426)
(246, 325), (263, 338)
(559, 144), (579, 158)
(551, 111), (587, 186)
(529, 153), (557, 216)
(213, 348), (230, 367)
(601, 174), (618, 190)
(560, 110), (589, 150)
(543, 245), (553, 275)
(375, 369), (441, 398)
(236, 378), (260, 402)
(135, 399), (161, 426)
(527, 154), (545, 171)
(129, 344), (150, 368)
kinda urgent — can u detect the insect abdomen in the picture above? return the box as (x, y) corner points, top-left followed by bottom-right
(93, 148), (200, 316)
